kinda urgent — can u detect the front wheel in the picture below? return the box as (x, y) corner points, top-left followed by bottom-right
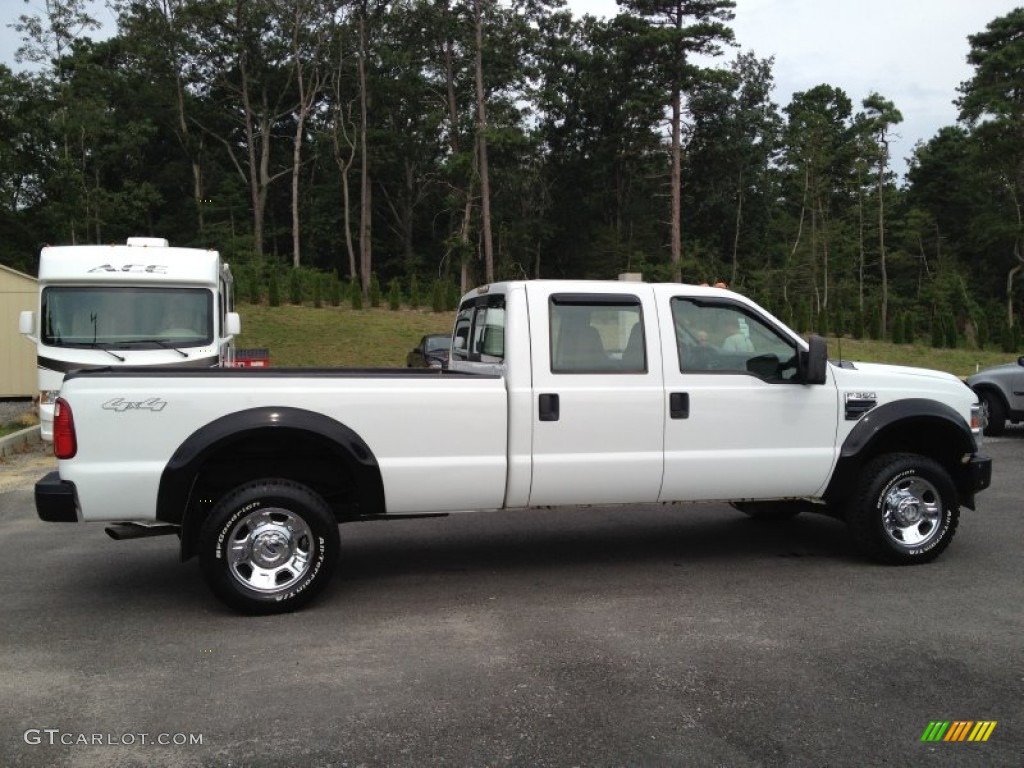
(199, 479), (340, 614)
(979, 390), (1006, 437)
(846, 454), (959, 565)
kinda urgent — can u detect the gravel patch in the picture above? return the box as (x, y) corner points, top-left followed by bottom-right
(0, 398), (36, 426)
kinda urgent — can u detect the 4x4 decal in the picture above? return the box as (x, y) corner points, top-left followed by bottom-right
(102, 397), (168, 413)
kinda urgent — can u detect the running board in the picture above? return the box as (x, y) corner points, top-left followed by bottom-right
(105, 522), (180, 540)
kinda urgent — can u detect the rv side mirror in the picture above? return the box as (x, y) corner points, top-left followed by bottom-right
(799, 334), (828, 385)
(19, 310), (35, 336)
(225, 312), (241, 337)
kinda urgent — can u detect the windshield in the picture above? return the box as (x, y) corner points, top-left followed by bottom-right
(41, 286), (213, 348)
(425, 336), (451, 353)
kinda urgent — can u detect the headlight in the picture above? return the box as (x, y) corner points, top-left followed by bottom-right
(971, 403), (985, 447)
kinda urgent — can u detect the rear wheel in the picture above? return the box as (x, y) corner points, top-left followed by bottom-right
(846, 453), (958, 565)
(199, 479), (339, 614)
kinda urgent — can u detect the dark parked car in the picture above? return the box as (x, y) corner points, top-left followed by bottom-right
(406, 334), (451, 369)
(967, 356), (1024, 436)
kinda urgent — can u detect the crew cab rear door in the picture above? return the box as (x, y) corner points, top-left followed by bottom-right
(526, 284), (665, 506)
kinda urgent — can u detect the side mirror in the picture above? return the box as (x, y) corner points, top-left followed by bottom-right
(799, 335), (828, 385)
(225, 312), (241, 337)
(19, 310), (35, 337)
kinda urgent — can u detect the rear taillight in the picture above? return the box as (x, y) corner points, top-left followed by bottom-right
(53, 397), (77, 459)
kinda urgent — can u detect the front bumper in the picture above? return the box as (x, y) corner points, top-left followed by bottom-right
(35, 471), (79, 522)
(957, 454), (992, 509)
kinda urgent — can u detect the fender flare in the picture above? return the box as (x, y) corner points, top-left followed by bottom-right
(156, 406), (385, 526)
(823, 398), (977, 507)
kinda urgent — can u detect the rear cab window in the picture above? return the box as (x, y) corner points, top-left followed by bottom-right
(549, 294), (646, 373)
(451, 293), (506, 365)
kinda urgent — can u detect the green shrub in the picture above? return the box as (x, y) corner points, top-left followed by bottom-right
(976, 312), (989, 349)
(313, 275), (323, 308)
(409, 275), (421, 309)
(832, 308), (845, 338)
(289, 270), (303, 305)
(350, 277), (363, 310)
(369, 273), (382, 308)
(852, 312), (864, 340)
(445, 280), (460, 311)
(431, 280), (445, 313)
(268, 272), (281, 307)
(1001, 319), (1018, 353)
(868, 309), (881, 341)
(388, 278), (402, 310)
(891, 314), (904, 344)
(329, 276), (341, 307)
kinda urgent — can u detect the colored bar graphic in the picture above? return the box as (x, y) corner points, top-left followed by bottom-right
(969, 722), (997, 742)
(921, 721), (996, 742)
(945, 721), (972, 741)
(921, 721), (949, 742)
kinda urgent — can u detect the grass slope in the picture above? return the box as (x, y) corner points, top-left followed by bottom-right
(238, 304), (455, 368)
(237, 303), (1016, 378)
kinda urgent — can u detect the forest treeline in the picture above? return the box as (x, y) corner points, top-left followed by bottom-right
(1, 1), (1022, 347)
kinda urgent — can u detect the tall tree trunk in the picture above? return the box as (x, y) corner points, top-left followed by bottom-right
(857, 179), (865, 314)
(784, 167), (810, 307)
(670, 85), (682, 282)
(878, 160), (888, 335)
(239, 57), (264, 255)
(441, 12), (473, 287)
(173, 70), (204, 234)
(289, 1), (323, 269)
(730, 169), (743, 285)
(291, 115), (305, 268)
(330, 44), (357, 279)
(358, 6), (372, 296)
(473, 0), (494, 283)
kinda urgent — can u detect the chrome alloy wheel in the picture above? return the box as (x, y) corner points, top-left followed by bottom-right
(226, 507), (314, 593)
(880, 476), (943, 550)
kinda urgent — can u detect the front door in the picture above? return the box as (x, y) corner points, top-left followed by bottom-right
(658, 295), (840, 502)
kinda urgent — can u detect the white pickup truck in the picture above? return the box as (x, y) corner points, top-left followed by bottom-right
(35, 280), (991, 613)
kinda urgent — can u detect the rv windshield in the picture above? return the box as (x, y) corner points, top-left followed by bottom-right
(41, 286), (213, 348)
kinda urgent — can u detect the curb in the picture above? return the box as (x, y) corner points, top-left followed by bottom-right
(0, 425), (42, 458)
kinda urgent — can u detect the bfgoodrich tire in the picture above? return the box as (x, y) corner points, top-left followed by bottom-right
(846, 453), (959, 565)
(199, 479), (340, 614)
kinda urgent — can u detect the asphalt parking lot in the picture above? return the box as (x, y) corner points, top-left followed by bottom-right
(0, 437), (1021, 768)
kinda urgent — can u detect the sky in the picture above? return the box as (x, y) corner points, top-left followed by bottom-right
(1, 0), (1020, 178)
(567, 0), (1021, 176)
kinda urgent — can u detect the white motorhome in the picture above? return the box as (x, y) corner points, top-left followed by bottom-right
(19, 237), (241, 440)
